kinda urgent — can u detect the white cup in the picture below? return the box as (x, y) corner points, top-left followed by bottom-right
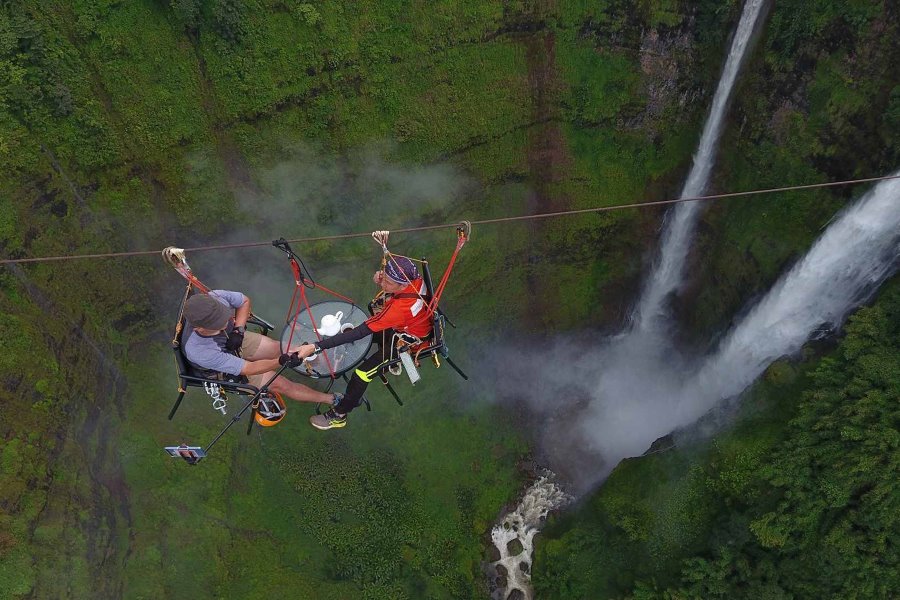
(340, 322), (354, 333)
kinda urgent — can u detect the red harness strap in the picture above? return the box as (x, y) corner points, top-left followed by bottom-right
(379, 224), (469, 324)
(173, 265), (210, 294)
(283, 257), (357, 379)
(427, 232), (467, 315)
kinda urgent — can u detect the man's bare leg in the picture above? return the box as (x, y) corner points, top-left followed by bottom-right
(252, 336), (335, 404)
(267, 372), (334, 404)
(251, 335), (285, 360)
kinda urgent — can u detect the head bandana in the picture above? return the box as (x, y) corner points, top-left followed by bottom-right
(384, 256), (419, 285)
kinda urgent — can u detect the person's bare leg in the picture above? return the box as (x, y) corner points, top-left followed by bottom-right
(266, 373), (334, 404)
(248, 337), (334, 404)
(250, 335), (282, 360)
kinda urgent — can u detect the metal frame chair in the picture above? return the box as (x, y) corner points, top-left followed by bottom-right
(364, 257), (469, 407)
(167, 314), (276, 428)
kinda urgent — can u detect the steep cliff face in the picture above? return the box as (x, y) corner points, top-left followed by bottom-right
(675, 0), (900, 346)
(0, 266), (133, 597)
(515, 1), (734, 330)
(0, 3), (729, 596)
(3, 1), (894, 598)
(531, 3), (900, 597)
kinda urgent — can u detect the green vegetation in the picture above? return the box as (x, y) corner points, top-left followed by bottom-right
(115, 351), (524, 599)
(1, 0), (897, 598)
(533, 4), (900, 598)
(535, 282), (900, 598)
(654, 284), (900, 599)
(533, 359), (809, 598)
(683, 0), (900, 340)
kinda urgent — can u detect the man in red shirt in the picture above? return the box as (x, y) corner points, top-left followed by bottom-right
(296, 256), (431, 430)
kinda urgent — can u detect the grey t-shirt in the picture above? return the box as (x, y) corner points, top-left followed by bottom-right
(183, 290), (246, 376)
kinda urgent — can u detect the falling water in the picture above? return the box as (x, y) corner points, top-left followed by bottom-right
(575, 174), (900, 474)
(488, 475), (572, 600)
(492, 2), (897, 592)
(536, 0), (771, 490)
(496, 173), (900, 505)
(634, 0), (768, 332)
(679, 173), (900, 424)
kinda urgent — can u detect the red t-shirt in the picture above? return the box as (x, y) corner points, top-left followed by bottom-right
(366, 279), (433, 338)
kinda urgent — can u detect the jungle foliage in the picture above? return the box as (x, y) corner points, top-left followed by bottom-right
(1, 0), (897, 598)
(0, 1), (733, 597)
(534, 3), (900, 598)
(682, 0), (900, 342)
(535, 282), (900, 599)
(658, 282), (900, 598)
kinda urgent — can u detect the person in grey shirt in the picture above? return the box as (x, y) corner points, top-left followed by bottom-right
(183, 290), (339, 406)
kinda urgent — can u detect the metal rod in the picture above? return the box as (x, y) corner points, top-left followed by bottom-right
(245, 405), (256, 435)
(442, 311), (457, 329)
(168, 391), (185, 420)
(444, 356), (469, 380)
(202, 365), (289, 455)
(383, 379), (403, 406)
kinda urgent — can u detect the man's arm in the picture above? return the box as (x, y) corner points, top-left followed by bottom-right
(234, 296), (251, 329)
(224, 296), (252, 352)
(240, 357), (280, 376)
(240, 345), (306, 375)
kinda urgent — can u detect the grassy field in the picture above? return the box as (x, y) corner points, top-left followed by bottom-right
(2, 0), (897, 597)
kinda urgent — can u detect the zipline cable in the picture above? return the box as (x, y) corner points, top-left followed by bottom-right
(2, 173), (898, 266)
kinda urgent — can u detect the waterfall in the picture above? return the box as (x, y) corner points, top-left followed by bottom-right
(491, 1), (774, 533)
(679, 173), (900, 424)
(497, 174), (900, 498)
(492, 0), (897, 591)
(572, 174), (900, 474)
(634, 0), (767, 332)
(536, 0), (771, 488)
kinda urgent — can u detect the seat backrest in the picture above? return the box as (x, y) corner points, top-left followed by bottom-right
(173, 319), (220, 382)
(173, 321), (200, 382)
(173, 318), (256, 391)
(421, 258), (436, 305)
(431, 312), (445, 346)
(421, 258), (450, 354)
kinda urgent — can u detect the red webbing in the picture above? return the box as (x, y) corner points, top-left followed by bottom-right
(282, 259), (338, 378)
(313, 282), (355, 305)
(298, 285), (336, 377)
(427, 235), (467, 315)
(284, 290), (301, 350)
(175, 266), (210, 294)
(284, 259), (302, 325)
